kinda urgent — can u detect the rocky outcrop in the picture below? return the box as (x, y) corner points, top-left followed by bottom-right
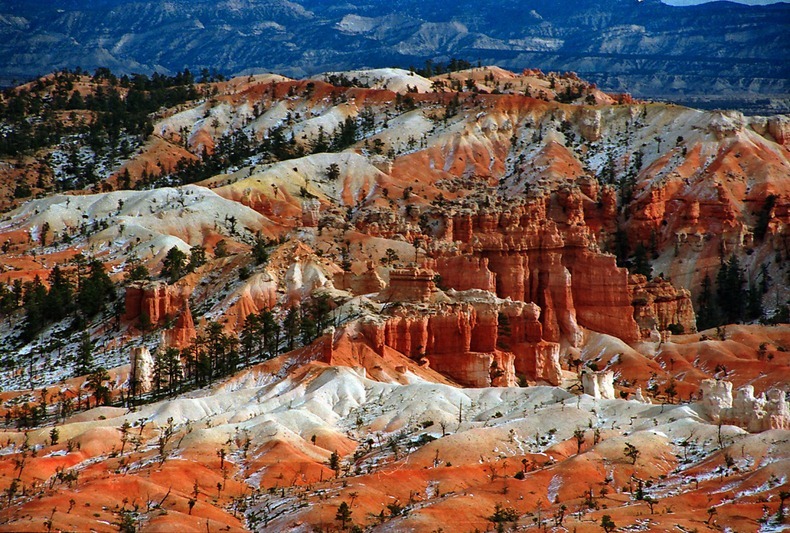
(768, 116), (790, 145)
(333, 263), (385, 295)
(578, 108), (602, 142)
(284, 257), (337, 305)
(634, 388), (651, 404)
(164, 302), (197, 349)
(700, 379), (789, 432)
(130, 346), (154, 394)
(360, 290), (561, 387)
(581, 369), (615, 399)
(124, 281), (196, 348)
(124, 281), (187, 327)
(567, 250), (640, 343)
(428, 350), (516, 388)
(700, 379), (733, 423)
(431, 256), (496, 293)
(301, 199), (321, 227)
(377, 267), (437, 303)
(517, 341), (562, 386)
(631, 275), (697, 335)
(436, 202), (643, 344)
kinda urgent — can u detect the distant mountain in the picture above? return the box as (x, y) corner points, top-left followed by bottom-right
(1, 0), (788, 112)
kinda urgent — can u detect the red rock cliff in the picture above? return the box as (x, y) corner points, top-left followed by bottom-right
(434, 200), (642, 343)
(124, 281), (187, 326)
(359, 291), (561, 387)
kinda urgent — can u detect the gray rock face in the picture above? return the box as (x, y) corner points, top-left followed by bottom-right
(0, 0), (787, 113)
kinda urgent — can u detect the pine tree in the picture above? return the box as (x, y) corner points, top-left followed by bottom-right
(161, 347), (183, 395)
(260, 310), (280, 357)
(187, 245), (206, 272)
(44, 265), (74, 321)
(613, 226), (629, 268)
(22, 275), (48, 341)
(85, 367), (111, 407)
(77, 259), (115, 316)
(161, 247), (188, 283)
(251, 235), (269, 265)
(746, 282), (763, 322)
(283, 307), (301, 352)
(696, 273), (717, 330)
(335, 501), (352, 530)
(716, 255), (746, 324)
(240, 313), (259, 366)
(331, 117), (358, 151)
(75, 332), (94, 376)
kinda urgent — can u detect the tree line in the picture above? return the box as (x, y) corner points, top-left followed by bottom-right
(0, 255), (117, 343)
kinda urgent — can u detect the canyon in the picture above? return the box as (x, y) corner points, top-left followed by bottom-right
(0, 66), (786, 531)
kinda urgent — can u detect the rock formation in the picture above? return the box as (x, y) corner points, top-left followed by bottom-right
(124, 281), (188, 327)
(359, 289), (562, 387)
(430, 256), (496, 293)
(124, 281), (196, 348)
(433, 202), (642, 344)
(130, 346), (154, 394)
(634, 387), (651, 403)
(700, 379), (733, 423)
(376, 267), (438, 303)
(581, 369), (616, 399)
(301, 199), (321, 227)
(700, 379), (789, 432)
(333, 263), (385, 296)
(163, 302), (197, 350)
(768, 116), (790, 145)
(630, 275), (697, 335)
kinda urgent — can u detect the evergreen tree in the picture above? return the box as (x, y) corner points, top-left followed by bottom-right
(78, 259), (115, 316)
(75, 331), (94, 376)
(85, 367), (111, 408)
(283, 307), (301, 352)
(309, 293), (333, 333)
(260, 310), (280, 357)
(22, 275), (47, 341)
(746, 282), (764, 322)
(158, 347), (183, 395)
(331, 117), (358, 151)
(335, 502), (352, 530)
(0, 283), (19, 315)
(153, 350), (165, 394)
(251, 235), (269, 265)
(325, 163), (340, 181)
(187, 245), (206, 272)
(240, 313), (259, 366)
(613, 226), (629, 268)
(162, 247), (188, 283)
(300, 310), (317, 346)
(126, 256), (149, 282)
(44, 265), (74, 321)
(716, 255), (746, 324)
(696, 273), (717, 330)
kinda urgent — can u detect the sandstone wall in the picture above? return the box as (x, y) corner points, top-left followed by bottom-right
(436, 203), (643, 343)
(360, 294), (561, 387)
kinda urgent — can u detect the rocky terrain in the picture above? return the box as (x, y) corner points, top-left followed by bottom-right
(0, 0), (789, 113)
(0, 67), (787, 531)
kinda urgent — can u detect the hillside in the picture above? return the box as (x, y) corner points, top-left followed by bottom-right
(0, 67), (787, 531)
(0, 0), (789, 113)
